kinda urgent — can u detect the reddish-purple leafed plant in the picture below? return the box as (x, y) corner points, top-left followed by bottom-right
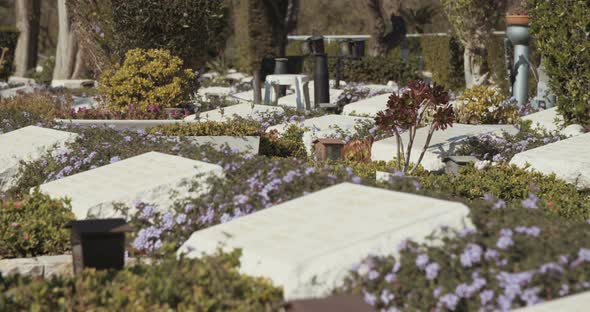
(375, 81), (454, 174)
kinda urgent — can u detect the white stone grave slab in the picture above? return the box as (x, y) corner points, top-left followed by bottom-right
(8, 76), (36, 85)
(342, 93), (391, 117)
(181, 136), (260, 155)
(521, 107), (563, 132)
(510, 132), (590, 190)
(197, 86), (232, 97)
(0, 126), (78, 191)
(0, 85), (35, 99)
(198, 103), (284, 122)
(364, 84), (397, 93)
(225, 72), (248, 81)
(51, 79), (97, 89)
(178, 183), (470, 300)
(372, 124), (519, 171)
(38, 152), (223, 219)
(266, 114), (374, 155)
(513, 291), (590, 311)
(202, 72), (220, 79)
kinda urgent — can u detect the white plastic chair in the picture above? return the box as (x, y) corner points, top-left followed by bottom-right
(264, 74), (311, 111)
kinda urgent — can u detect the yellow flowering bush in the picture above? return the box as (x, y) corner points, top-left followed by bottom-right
(99, 49), (196, 113)
(455, 86), (519, 124)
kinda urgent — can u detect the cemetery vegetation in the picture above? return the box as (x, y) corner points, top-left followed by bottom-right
(0, 250), (282, 311)
(457, 121), (566, 162)
(342, 176), (590, 311)
(68, 0), (229, 73)
(420, 164), (590, 221)
(98, 49), (197, 114)
(0, 190), (73, 259)
(0, 26), (19, 80)
(375, 81), (455, 174)
(336, 83), (393, 108)
(529, 0), (590, 126)
(455, 86), (520, 125)
(327, 56), (421, 85)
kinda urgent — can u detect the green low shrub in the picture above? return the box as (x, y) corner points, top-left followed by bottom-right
(98, 49), (197, 113)
(0, 190), (74, 259)
(421, 35), (465, 91)
(150, 120), (261, 137)
(0, 27), (19, 80)
(0, 93), (69, 134)
(151, 118), (308, 159)
(455, 86), (519, 125)
(420, 164), (590, 221)
(529, 0), (590, 126)
(327, 56), (421, 85)
(0, 250), (282, 311)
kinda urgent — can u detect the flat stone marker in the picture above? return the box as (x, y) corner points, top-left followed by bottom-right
(521, 107), (563, 132)
(51, 79), (97, 89)
(342, 93), (391, 117)
(197, 86), (232, 97)
(0, 126), (78, 191)
(181, 136), (260, 155)
(267, 115), (374, 156)
(513, 291), (590, 311)
(198, 103), (284, 122)
(372, 124), (519, 171)
(38, 151), (223, 219)
(178, 183), (470, 300)
(0, 85), (35, 99)
(224, 72), (248, 81)
(510, 132), (590, 190)
(363, 84), (397, 93)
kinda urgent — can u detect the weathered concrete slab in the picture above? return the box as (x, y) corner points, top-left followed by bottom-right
(197, 86), (232, 97)
(521, 107), (563, 132)
(198, 103), (284, 122)
(0, 85), (35, 99)
(342, 93), (391, 117)
(38, 152), (223, 219)
(178, 183), (470, 300)
(372, 124), (519, 171)
(0, 126), (78, 191)
(513, 291), (590, 311)
(510, 132), (590, 190)
(51, 79), (97, 89)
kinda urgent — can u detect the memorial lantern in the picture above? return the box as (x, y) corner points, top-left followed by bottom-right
(313, 138), (345, 161)
(443, 156), (480, 176)
(66, 218), (132, 275)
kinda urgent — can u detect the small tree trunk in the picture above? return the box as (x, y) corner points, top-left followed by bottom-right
(463, 42), (490, 88)
(14, 0), (41, 77)
(252, 70), (262, 104)
(71, 46), (87, 79)
(367, 0), (387, 57)
(53, 0), (78, 80)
